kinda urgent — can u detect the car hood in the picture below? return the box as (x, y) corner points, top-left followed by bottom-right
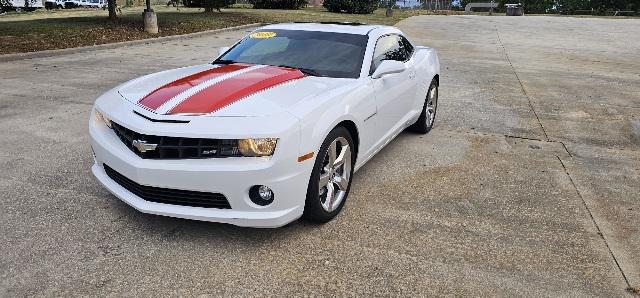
(117, 63), (353, 118)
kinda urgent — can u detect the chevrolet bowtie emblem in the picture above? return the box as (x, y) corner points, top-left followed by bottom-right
(132, 140), (158, 153)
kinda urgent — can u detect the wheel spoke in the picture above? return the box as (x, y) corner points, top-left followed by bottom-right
(333, 176), (348, 191)
(327, 141), (337, 167)
(333, 144), (350, 168)
(319, 171), (331, 188)
(324, 183), (335, 211)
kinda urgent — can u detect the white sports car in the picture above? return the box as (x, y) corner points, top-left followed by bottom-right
(90, 22), (440, 228)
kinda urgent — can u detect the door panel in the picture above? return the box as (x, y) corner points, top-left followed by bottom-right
(372, 69), (413, 139)
(369, 34), (416, 148)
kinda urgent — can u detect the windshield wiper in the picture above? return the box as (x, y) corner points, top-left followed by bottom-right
(212, 59), (237, 65)
(298, 68), (325, 77)
(276, 65), (324, 77)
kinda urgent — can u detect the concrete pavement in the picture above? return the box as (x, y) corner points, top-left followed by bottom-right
(0, 16), (638, 296)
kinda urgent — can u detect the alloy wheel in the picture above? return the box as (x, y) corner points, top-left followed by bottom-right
(425, 85), (438, 128)
(318, 137), (351, 212)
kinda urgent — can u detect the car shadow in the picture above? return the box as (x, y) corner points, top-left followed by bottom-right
(104, 193), (317, 244)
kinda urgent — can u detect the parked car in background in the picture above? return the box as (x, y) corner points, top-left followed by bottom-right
(45, 0), (65, 9)
(1, 0), (44, 12)
(63, 0), (84, 8)
(85, 0), (107, 9)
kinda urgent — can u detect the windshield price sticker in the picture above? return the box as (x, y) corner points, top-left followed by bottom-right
(250, 32), (277, 39)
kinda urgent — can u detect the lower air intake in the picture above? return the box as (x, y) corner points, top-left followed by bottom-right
(104, 164), (231, 209)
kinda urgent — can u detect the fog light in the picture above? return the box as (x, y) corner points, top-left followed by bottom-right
(249, 185), (274, 206)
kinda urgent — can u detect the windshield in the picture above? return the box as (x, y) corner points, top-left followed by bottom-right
(216, 29), (368, 78)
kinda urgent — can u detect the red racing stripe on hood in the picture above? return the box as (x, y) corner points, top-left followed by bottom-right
(167, 66), (305, 115)
(137, 64), (250, 111)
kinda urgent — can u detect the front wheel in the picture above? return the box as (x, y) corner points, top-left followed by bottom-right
(303, 126), (355, 223)
(409, 79), (438, 134)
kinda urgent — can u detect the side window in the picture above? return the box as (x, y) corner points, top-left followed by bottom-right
(370, 35), (408, 75)
(400, 35), (414, 57)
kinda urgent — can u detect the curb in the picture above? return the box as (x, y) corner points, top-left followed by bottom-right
(0, 23), (266, 63)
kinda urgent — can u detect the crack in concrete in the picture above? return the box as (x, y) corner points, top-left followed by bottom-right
(489, 25), (632, 290)
(504, 134), (573, 157)
(438, 126), (636, 289)
(559, 141), (573, 158)
(436, 128), (576, 156)
(440, 128), (638, 154)
(555, 156), (632, 289)
(494, 27), (550, 142)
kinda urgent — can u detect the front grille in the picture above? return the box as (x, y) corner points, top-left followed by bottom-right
(110, 121), (241, 159)
(104, 164), (231, 209)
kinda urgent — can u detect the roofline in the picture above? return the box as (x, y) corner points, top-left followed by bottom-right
(262, 23), (384, 35)
(292, 21), (370, 26)
(366, 26), (381, 35)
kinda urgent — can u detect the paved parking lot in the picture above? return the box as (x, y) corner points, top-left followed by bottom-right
(1, 16), (639, 296)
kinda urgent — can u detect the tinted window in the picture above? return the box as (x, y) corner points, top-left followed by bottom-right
(400, 35), (414, 57)
(218, 29), (369, 79)
(370, 35), (409, 75)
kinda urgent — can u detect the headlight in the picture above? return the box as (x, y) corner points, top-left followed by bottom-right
(94, 109), (112, 128)
(238, 138), (278, 157)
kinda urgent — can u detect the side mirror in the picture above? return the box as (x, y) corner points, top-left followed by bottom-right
(217, 46), (230, 58)
(371, 60), (406, 79)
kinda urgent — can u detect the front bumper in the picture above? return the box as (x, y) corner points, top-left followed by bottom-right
(89, 106), (313, 228)
(91, 164), (304, 227)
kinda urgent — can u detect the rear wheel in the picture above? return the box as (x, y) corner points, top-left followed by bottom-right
(303, 126), (354, 223)
(409, 79), (438, 134)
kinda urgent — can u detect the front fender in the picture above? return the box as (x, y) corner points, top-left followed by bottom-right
(288, 78), (376, 168)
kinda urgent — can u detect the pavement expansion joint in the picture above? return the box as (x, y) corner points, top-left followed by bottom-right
(555, 155), (632, 290)
(494, 26), (550, 142)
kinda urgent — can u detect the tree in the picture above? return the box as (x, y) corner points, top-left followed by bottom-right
(523, 0), (556, 13)
(107, 0), (117, 19)
(555, 0), (589, 14)
(202, 0), (232, 12)
(249, 0), (307, 9)
(323, 0), (380, 14)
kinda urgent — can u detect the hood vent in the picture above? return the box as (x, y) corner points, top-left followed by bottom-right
(134, 111), (190, 123)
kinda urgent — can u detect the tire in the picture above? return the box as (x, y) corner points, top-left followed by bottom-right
(409, 79), (439, 134)
(303, 126), (355, 223)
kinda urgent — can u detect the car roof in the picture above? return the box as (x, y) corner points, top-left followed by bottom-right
(260, 23), (391, 35)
